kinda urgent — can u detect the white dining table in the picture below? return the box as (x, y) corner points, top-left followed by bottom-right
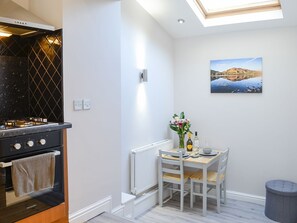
(163, 149), (221, 216)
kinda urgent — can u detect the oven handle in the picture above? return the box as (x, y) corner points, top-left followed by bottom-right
(0, 150), (61, 168)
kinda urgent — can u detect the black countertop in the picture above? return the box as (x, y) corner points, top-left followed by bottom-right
(0, 122), (72, 139)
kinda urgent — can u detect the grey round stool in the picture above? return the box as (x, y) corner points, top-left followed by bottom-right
(265, 180), (297, 223)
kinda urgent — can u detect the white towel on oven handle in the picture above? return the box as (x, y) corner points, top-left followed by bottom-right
(11, 152), (55, 197)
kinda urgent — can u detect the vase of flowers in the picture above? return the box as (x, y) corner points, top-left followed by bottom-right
(169, 112), (192, 149)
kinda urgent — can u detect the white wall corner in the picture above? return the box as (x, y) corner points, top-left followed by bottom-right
(227, 190), (266, 206)
(69, 196), (112, 223)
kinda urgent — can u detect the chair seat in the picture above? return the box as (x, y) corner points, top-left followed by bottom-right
(163, 171), (193, 182)
(190, 171), (224, 183)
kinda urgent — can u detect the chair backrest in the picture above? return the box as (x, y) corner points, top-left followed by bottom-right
(159, 150), (184, 180)
(217, 148), (229, 181)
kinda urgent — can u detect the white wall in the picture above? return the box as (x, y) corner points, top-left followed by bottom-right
(63, 0), (121, 214)
(121, 0), (174, 193)
(174, 26), (297, 197)
(29, 0), (62, 29)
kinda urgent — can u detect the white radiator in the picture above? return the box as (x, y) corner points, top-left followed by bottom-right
(130, 139), (173, 196)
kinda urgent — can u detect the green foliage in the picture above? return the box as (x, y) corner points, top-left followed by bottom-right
(169, 112), (192, 135)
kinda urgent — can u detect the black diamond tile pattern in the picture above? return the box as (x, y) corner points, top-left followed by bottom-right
(0, 30), (63, 123)
(0, 36), (28, 57)
(28, 30), (63, 122)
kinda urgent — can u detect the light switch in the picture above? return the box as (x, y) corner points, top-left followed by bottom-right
(83, 99), (91, 110)
(73, 99), (83, 111)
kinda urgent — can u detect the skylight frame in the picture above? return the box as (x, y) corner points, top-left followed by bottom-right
(196, 0), (281, 19)
(186, 0), (283, 27)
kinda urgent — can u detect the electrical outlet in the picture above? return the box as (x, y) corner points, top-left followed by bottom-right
(73, 99), (83, 111)
(83, 99), (91, 110)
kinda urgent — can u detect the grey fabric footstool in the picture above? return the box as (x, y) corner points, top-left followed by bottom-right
(265, 180), (297, 223)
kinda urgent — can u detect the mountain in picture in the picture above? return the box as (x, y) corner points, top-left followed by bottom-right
(210, 58), (262, 93)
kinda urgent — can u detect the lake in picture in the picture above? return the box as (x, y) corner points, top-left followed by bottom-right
(210, 57), (263, 93)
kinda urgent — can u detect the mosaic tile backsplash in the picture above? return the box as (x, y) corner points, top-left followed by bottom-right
(0, 56), (29, 120)
(0, 30), (63, 122)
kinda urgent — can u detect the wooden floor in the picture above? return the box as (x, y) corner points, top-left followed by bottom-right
(135, 196), (277, 223)
(88, 212), (134, 223)
(89, 196), (277, 223)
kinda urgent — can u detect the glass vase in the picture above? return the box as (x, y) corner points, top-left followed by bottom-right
(178, 133), (185, 149)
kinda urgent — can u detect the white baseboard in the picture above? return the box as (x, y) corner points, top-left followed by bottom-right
(69, 196), (112, 223)
(227, 190), (265, 206)
(134, 189), (158, 217)
(112, 205), (124, 217)
(68, 190), (265, 222)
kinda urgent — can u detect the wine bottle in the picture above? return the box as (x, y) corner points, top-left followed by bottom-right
(194, 131), (199, 151)
(186, 132), (193, 152)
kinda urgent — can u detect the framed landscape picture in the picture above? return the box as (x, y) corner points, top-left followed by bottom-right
(210, 57), (263, 93)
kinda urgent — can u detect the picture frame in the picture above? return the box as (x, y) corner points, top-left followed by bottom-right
(210, 57), (263, 93)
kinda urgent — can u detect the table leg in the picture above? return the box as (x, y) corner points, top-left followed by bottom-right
(158, 157), (163, 206)
(203, 166), (207, 216)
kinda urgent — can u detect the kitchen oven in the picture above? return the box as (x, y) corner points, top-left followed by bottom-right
(0, 123), (64, 223)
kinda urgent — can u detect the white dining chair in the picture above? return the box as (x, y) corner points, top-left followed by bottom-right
(190, 148), (229, 213)
(158, 150), (193, 211)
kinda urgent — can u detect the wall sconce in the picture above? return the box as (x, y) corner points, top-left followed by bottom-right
(140, 69), (148, 82)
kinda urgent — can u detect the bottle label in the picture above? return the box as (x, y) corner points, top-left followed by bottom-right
(187, 145), (193, 151)
(194, 139), (199, 148)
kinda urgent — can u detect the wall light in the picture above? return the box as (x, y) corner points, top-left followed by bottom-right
(48, 38), (61, 45)
(140, 69), (148, 82)
(177, 18), (185, 24)
(0, 31), (12, 37)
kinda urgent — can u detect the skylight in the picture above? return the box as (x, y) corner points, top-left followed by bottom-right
(186, 0), (283, 27)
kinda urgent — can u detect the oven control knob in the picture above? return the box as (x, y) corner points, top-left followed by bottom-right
(39, 139), (46, 145)
(14, 143), (21, 150)
(27, 140), (34, 147)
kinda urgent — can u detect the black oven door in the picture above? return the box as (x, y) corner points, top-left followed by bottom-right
(0, 147), (64, 223)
